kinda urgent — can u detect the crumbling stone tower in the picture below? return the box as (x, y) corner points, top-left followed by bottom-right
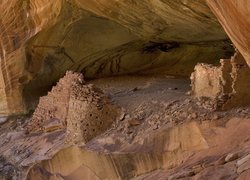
(25, 71), (120, 144)
(191, 51), (250, 109)
(65, 82), (120, 144)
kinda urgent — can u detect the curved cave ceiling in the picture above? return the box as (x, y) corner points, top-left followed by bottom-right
(0, 0), (235, 114)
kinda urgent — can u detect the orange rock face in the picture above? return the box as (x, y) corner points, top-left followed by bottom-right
(0, 0), (63, 115)
(0, 0), (233, 116)
(206, 0), (250, 66)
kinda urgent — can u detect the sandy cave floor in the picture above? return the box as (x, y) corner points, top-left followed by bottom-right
(0, 74), (250, 179)
(90, 75), (250, 146)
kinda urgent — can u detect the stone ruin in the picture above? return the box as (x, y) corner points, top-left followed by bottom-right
(65, 79), (120, 144)
(191, 51), (250, 110)
(25, 71), (121, 144)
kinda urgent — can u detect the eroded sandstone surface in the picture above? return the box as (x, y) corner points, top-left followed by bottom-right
(0, 74), (249, 179)
(206, 0), (250, 66)
(0, 0), (233, 115)
(0, 0), (250, 180)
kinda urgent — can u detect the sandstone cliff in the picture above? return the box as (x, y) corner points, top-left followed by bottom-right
(0, 1), (250, 179)
(0, 0), (233, 115)
(206, 0), (250, 66)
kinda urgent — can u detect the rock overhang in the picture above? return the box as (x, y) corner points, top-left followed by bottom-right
(0, 0), (238, 115)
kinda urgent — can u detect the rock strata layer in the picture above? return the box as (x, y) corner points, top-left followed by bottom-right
(0, 75), (249, 179)
(206, 0), (250, 67)
(0, 0), (233, 115)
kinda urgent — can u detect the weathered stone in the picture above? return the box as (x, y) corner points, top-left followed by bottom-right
(25, 71), (120, 144)
(206, 0), (250, 66)
(65, 83), (120, 145)
(127, 119), (141, 128)
(238, 170), (250, 180)
(0, 1), (250, 180)
(237, 156), (250, 174)
(225, 153), (239, 163)
(191, 51), (250, 109)
(26, 122), (208, 180)
(237, 154), (250, 167)
(25, 71), (84, 133)
(0, 74), (250, 179)
(0, 0), (233, 116)
(191, 63), (224, 98)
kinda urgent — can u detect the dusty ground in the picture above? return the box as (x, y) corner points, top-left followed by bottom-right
(91, 75), (249, 144)
(0, 75), (249, 179)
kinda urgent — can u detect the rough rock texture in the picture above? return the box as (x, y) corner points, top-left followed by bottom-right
(27, 122), (209, 180)
(65, 79), (120, 145)
(74, 0), (226, 42)
(191, 51), (250, 109)
(25, 71), (81, 133)
(0, 75), (249, 179)
(25, 71), (120, 144)
(0, 0), (63, 116)
(134, 118), (250, 180)
(26, 108), (250, 179)
(191, 63), (225, 98)
(206, 0), (250, 66)
(0, 0), (250, 179)
(0, 0), (233, 115)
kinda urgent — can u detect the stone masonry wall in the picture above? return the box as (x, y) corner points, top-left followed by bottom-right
(25, 71), (120, 144)
(191, 51), (250, 110)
